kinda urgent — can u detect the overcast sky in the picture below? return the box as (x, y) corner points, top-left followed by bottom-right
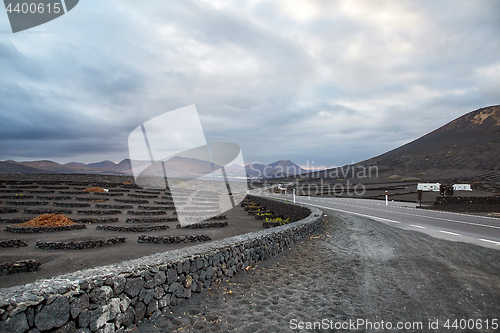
(1, 0), (499, 168)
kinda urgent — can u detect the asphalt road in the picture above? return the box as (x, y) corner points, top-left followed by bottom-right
(255, 190), (500, 249)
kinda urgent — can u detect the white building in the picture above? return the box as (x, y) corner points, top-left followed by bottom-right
(417, 183), (441, 192)
(453, 184), (472, 191)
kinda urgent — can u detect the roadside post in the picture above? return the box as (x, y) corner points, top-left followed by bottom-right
(293, 188), (296, 203)
(385, 191), (388, 206)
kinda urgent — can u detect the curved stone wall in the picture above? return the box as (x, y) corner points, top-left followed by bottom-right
(0, 196), (322, 333)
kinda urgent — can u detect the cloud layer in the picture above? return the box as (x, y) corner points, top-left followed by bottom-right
(1, 0), (499, 167)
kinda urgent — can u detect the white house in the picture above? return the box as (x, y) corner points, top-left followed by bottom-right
(417, 183), (441, 192)
(453, 184), (472, 191)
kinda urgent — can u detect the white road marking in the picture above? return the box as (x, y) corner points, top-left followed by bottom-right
(439, 230), (460, 236)
(253, 192), (500, 246)
(479, 239), (500, 245)
(302, 199), (500, 230)
(298, 202), (401, 224)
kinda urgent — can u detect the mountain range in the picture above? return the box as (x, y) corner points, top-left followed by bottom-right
(0, 157), (305, 179)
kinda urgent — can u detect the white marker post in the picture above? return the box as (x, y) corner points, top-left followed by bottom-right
(385, 191), (388, 206)
(293, 188), (296, 203)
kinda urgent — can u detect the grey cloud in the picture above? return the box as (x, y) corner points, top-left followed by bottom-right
(0, 0), (499, 167)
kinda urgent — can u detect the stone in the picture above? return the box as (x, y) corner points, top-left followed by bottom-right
(112, 275), (126, 295)
(123, 307), (135, 327)
(166, 268), (177, 283)
(115, 313), (125, 329)
(71, 294), (89, 319)
(35, 296), (70, 331)
(195, 257), (204, 270)
(181, 287), (191, 299)
(78, 308), (90, 328)
(158, 294), (171, 308)
(181, 261), (190, 274)
(206, 266), (214, 280)
(134, 302), (146, 323)
(154, 286), (165, 300)
(175, 262), (183, 275)
(89, 305), (109, 331)
(168, 282), (182, 297)
(53, 321), (76, 333)
(184, 275), (193, 288)
(0, 312), (29, 333)
(26, 307), (35, 327)
(190, 261), (197, 273)
(146, 300), (158, 315)
(8, 305), (27, 318)
(103, 322), (115, 333)
(144, 271), (165, 289)
(138, 288), (154, 305)
(118, 294), (131, 312)
(90, 286), (113, 305)
(108, 298), (121, 320)
(124, 278), (145, 297)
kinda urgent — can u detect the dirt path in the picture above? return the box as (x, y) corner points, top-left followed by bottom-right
(133, 211), (500, 332)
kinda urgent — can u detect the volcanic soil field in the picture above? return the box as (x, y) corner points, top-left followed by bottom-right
(0, 175), (262, 289)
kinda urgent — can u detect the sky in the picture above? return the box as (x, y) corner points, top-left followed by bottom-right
(0, 0), (499, 169)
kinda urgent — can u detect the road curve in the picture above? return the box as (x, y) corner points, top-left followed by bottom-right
(255, 191), (500, 249)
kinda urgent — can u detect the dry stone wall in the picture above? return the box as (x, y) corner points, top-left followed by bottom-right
(0, 196), (322, 333)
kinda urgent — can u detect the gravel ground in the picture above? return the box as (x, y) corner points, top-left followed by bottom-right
(132, 210), (500, 332)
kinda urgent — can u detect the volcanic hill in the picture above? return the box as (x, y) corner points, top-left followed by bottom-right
(301, 105), (500, 193)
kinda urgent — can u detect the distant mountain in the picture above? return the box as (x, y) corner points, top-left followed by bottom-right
(86, 160), (117, 170)
(0, 160), (125, 175)
(114, 156), (225, 179)
(0, 160), (57, 174)
(164, 156), (219, 178)
(19, 160), (88, 174)
(246, 160), (306, 178)
(245, 163), (267, 177)
(111, 159), (134, 174)
(66, 162), (87, 167)
(65, 160), (117, 171)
